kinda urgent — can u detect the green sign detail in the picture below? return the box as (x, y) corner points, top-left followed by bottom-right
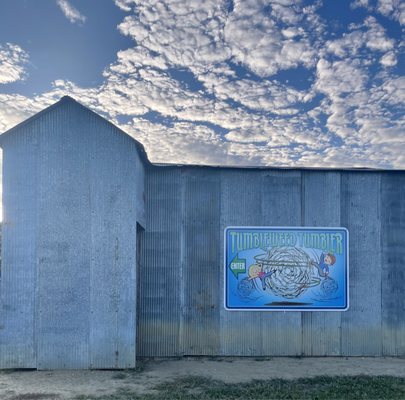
(229, 254), (246, 278)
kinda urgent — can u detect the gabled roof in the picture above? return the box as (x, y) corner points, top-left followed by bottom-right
(0, 96), (151, 166)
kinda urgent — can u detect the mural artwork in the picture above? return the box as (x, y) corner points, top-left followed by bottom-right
(225, 227), (349, 311)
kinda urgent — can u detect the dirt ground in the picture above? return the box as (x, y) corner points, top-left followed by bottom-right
(1, 357), (405, 400)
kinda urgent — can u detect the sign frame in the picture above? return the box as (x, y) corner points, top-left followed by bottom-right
(224, 226), (349, 312)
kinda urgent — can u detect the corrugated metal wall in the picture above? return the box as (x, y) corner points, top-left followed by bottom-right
(139, 167), (405, 357)
(0, 116), (39, 368)
(0, 100), (145, 369)
(1, 98), (404, 368)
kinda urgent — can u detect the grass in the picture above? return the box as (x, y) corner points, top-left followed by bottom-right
(112, 372), (127, 380)
(110, 359), (149, 380)
(9, 394), (60, 400)
(75, 375), (405, 400)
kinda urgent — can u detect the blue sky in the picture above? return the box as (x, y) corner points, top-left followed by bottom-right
(0, 0), (404, 168)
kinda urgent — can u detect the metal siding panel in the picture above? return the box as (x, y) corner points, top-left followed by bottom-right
(260, 171), (302, 356)
(341, 173), (382, 355)
(1, 101), (145, 369)
(6, 103), (143, 369)
(36, 105), (91, 369)
(0, 128), (38, 368)
(88, 116), (139, 368)
(89, 159), (117, 368)
(135, 160), (146, 228)
(219, 170), (263, 355)
(381, 173), (405, 355)
(302, 172), (342, 356)
(115, 149), (140, 368)
(182, 170), (221, 355)
(138, 169), (182, 356)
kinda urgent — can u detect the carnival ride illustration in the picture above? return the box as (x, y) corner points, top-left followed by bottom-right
(236, 246), (339, 301)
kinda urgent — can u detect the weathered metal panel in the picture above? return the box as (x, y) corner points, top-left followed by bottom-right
(341, 173), (382, 356)
(381, 173), (405, 355)
(114, 152), (141, 369)
(88, 114), (141, 368)
(139, 168), (222, 357)
(260, 171), (302, 356)
(138, 168), (183, 357)
(219, 170), (263, 356)
(302, 172), (341, 356)
(0, 99), (144, 369)
(0, 126), (38, 368)
(182, 170), (221, 355)
(139, 169), (405, 357)
(36, 105), (91, 369)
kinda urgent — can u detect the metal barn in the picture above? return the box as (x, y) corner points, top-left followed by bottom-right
(0, 97), (404, 369)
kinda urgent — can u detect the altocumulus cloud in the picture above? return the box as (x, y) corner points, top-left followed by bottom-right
(0, 0), (404, 169)
(56, 0), (86, 25)
(0, 43), (29, 84)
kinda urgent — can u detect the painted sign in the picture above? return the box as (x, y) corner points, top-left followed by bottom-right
(224, 227), (349, 311)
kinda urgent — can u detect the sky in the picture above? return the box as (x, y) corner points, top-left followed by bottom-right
(0, 0), (404, 169)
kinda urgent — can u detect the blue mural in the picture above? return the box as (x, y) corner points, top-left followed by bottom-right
(225, 227), (349, 311)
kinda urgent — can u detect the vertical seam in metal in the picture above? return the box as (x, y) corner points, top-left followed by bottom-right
(379, 173), (383, 356)
(339, 171), (343, 356)
(301, 170), (305, 356)
(178, 170), (186, 356)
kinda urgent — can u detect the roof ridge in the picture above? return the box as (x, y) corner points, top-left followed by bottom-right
(0, 96), (151, 166)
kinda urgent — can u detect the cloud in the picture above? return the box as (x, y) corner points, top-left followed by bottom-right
(315, 59), (368, 97)
(198, 70), (312, 114)
(115, 0), (321, 78)
(364, 16), (395, 51)
(0, 43), (29, 84)
(0, 94), (49, 133)
(310, 15), (403, 151)
(377, 0), (405, 25)
(56, 0), (86, 25)
(380, 51), (397, 66)
(324, 17), (395, 59)
(351, 0), (405, 25)
(117, 0), (231, 73)
(223, 0), (318, 77)
(114, 0), (136, 12)
(351, 0), (372, 9)
(0, 1), (404, 170)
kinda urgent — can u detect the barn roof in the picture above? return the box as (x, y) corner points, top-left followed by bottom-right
(0, 95), (151, 166)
